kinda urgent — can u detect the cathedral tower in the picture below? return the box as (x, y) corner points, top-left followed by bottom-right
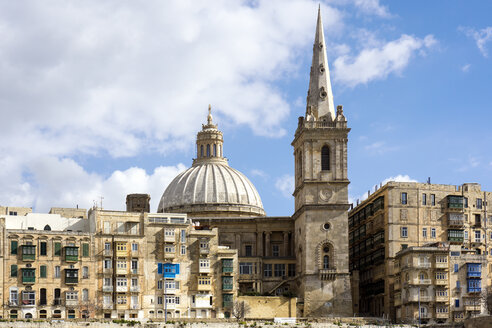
(292, 8), (352, 316)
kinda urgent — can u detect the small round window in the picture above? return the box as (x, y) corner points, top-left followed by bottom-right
(323, 246), (330, 253)
(323, 223), (330, 230)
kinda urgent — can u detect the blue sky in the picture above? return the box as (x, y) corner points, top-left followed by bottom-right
(0, 1), (491, 216)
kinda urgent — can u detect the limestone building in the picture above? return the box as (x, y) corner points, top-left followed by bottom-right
(0, 9), (352, 319)
(348, 181), (492, 322)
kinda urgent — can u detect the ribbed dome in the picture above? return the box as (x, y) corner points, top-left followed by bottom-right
(157, 162), (265, 217)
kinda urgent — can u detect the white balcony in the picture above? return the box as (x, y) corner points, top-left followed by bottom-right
(418, 279), (432, 285)
(435, 262), (448, 269)
(103, 285), (113, 292)
(65, 299), (78, 307)
(116, 268), (127, 275)
(165, 302), (176, 309)
(435, 295), (449, 302)
(165, 287), (176, 294)
(435, 279), (447, 285)
(116, 286), (128, 292)
(436, 312), (449, 319)
(417, 262), (431, 268)
(199, 266), (211, 274)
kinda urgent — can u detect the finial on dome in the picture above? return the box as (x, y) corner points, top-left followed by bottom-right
(207, 104), (213, 125)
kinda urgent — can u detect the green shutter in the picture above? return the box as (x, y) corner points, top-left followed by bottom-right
(11, 241), (18, 255)
(54, 242), (61, 256)
(11, 264), (17, 277)
(82, 243), (89, 257)
(40, 242), (47, 256)
(40, 265), (47, 278)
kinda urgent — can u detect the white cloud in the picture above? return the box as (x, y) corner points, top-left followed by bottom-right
(364, 141), (398, 154)
(250, 169), (268, 179)
(349, 174), (417, 205)
(0, 155), (186, 212)
(275, 174), (294, 198)
(460, 26), (492, 57)
(352, 0), (391, 18)
(333, 34), (436, 87)
(461, 63), (471, 72)
(381, 174), (417, 185)
(456, 156), (480, 172)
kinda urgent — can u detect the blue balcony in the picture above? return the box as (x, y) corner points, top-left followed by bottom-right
(467, 278), (481, 293)
(158, 263), (180, 278)
(467, 263), (481, 278)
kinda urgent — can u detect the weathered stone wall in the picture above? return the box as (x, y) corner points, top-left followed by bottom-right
(238, 296), (296, 319)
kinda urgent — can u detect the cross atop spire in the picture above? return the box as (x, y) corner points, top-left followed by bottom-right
(306, 7), (335, 121)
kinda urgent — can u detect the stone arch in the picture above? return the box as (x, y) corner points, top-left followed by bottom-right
(316, 239), (336, 270)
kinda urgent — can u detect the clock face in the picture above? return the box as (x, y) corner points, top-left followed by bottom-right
(319, 188), (332, 202)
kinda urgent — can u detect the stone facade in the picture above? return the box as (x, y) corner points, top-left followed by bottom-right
(349, 181), (492, 321)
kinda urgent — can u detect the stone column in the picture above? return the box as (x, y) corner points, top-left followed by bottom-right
(265, 232), (271, 257)
(283, 231), (289, 257)
(235, 233), (241, 257)
(256, 232), (263, 257)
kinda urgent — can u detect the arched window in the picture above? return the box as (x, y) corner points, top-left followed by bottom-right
(25, 313), (33, 319)
(44, 225), (51, 231)
(321, 145), (330, 171)
(200, 145), (204, 157)
(206, 144), (210, 157)
(323, 255), (329, 269)
(218, 145), (222, 157)
(213, 144), (217, 157)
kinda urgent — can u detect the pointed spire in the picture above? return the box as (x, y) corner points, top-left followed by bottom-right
(306, 7), (335, 121)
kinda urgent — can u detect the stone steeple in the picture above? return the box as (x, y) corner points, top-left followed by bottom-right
(193, 105), (227, 166)
(306, 6), (335, 122)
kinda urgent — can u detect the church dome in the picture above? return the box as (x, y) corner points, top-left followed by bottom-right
(157, 106), (265, 217)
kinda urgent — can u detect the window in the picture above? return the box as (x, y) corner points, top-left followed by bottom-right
(436, 272), (447, 280)
(157, 280), (163, 290)
(323, 255), (330, 269)
(10, 265), (17, 277)
(82, 266), (89, 278)
(200, 241), (209, 249)
(321, 145), (330, 170)
(245, 245), (252, 257)
(54, 266), (60, 278)
(131, 243), (138, 252)
(22, 291), (35, 305)
(454, 264), (459, 272)
(40, 265), (47, 278)
(274, 264), (286, 277)
(422, 228), (427, 238)
(475, 230), (481, 242)
(455, 299), (460, 308)
(40, 242), (47, 256)
(464, 197), (468, 208)
(9, 288), (18, 305)
(199, 259), (210, 269)
(116, 278), (127, 287)
(103, 221), (110, 233)
(464, 230), (469, 240)
(9, 211), (17, 216)
(117, 260), (127, 270)
(477, 198), (483, 209)
(206, 144), (210, 157)
(164, 228), (175, 237)
(82, 289), (89, 302)
(11, 240), (18, 255)
(213, 144), (217, 156)
(401, 192), (408, 205)
(181, 245), (186, 255)
(288, 263), (296, 277)
(431, 228), (436, 238)
(456, 280), (460, 289)
(164, 245), (175, 253)
(200, 145), (203, 157)
(104, 259), (111, 269)
(157, 296), (163, 305)
(104, 242), (111, 252)
(54, 242), (61, 256)
(131, 259), (138, 273)
(239, 262), (253, 275)
(401, 227), (408, 238)
(180, 230), (186, 243)
(82, 243), (89, 257)
(117, 295), (127, 304)
(431, 194), (436, 206)
(264, 264), (272, 277)
(104, 278), (111, 286)
(272, 245), (280, 257)
(422, 194), (427, 205)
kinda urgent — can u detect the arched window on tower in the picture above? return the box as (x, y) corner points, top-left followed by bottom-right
(213, 144), (217, 157)
(321, 244), (332, 270)
(321, 145), (330, 171)
(206, 144), (210, 157)
(323, 255), (329, 269)
(200, 145), (204, 157)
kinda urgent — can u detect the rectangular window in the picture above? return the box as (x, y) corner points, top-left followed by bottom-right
(131, 243), (138, 252)
(288, 263), (296, 277)
(422, 228), (427, 238)
(40, 265), (47, 278)
(456, 280), (460, 289)
(475, 230), (481, 242)
(264, 264), (272, 277)
(131, 278), (138, 287)
(104, 278), (111, 286)
(464, 197), (468, 208)
(401, 192), (408, 205)
(431, 228), (436, 238)
(431, 194), (436, 206)
(157, 296), (163, 305)
(455, 299), (460, 308)
(82, 266), (89, 278)
(40, 242), (47, 256)
(180, 229), (186, 243)
(82, 243), (89, 257)
(272, 245), (280, 257)
(401, 227), (408, 238)
(477, 198), (483, 209)
(131, 259), (138, 273)
(464, 230), (469, 240)
(239, 262), (253, 275)
(181, 245), (186, 255)
(54, 242), (61, 256)
(157, 280), (163, 290)
(454, 264), (459, 272)
(10, 264), (17, 277)
(245, 245), (252, 257)
(54, 266), (60, 278)
(11, 241), (18, 255)
(422, 194), (427, 205)
(199, 259), (210, 268)
(116, 278), (127, 287)
(274, 264), (286, 277)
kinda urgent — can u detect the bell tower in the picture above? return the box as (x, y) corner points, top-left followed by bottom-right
(292, 7), (352, 317)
